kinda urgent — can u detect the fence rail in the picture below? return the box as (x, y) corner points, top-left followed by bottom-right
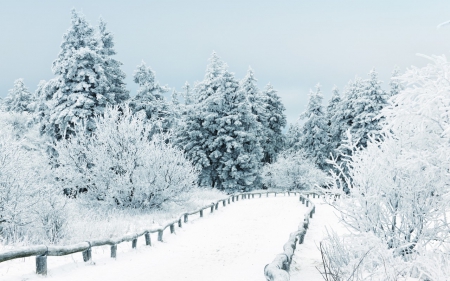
(0, 190), (307, 276)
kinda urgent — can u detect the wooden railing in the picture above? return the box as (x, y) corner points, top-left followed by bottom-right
(264, 192), (322, 281)
(0, 191), (303, 276)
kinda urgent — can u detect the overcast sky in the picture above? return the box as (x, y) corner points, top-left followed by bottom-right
(1, 0), (450, 124)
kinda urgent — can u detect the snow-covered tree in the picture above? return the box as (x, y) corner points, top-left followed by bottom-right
(350, 69), (389, 148)
(97, 18), (129, 104)
(239, 68), (265, 164)
(45, 10), (115, 140)
(285, 121), (302, 151)
(129, 61), (172, 132)
(389, 66), (403, 97)
(260, 83), (286, 163)
(297, 84), (329, 170)
(261, 150), (329, 191)
(176, 53), (263, 191)
(2, 79), (34, 113)
(326, 86), (341, 158)
(328, 54), (450, 263)
(182, 81), (195, 106)
(54, 105), (198, 209)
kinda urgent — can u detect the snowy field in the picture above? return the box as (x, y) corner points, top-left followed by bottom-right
(0, 195), (314, 281)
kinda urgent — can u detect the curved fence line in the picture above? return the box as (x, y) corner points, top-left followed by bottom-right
(0, 190), (302, 276)
(264, 192), (341, 281)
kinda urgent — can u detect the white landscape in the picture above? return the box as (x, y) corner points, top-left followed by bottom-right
(0, 2), (450, 281)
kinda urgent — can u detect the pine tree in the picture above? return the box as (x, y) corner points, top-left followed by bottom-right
(298, 84), (329, 170)
(351, 69), (389, 147)
(261, 83), (286, 163)
(182, 81), (195, 106)
(389, 66), (403, 97)
(285, 121), (302, 151)
(45, 10), (118, 140)
(2, 79), (34, 112)
(97, 18), (129, 104)
(326, 86), (341, 157)
(176, 53), (262, 191)
(129, 61), (172, 131)
(239, 68), (265, 161)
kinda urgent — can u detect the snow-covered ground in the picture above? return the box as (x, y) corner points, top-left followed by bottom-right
(290, 198), (347, 280)
(0, 194), (312, 281)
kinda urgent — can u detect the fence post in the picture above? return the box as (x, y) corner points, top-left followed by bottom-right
(223, 200), (226, 206)
(228, 198), (231, 204)
(236, 195), (239, 201)
(288, 191), (290, 196)
(184, 214), (188, 223)
(313, 193), (316, 198)
(242, 194), (245, 199)
(111, 245), (117, 258)
(36, 255), (47, 275)
(158, 230), (163, 242)
(145, 232), (151, 246)
(307, 194), (310, 198)
(232, 196), (235, 202)
(252, 194), (255, 198)
(259, 193), (262, 198)
(82, 248), (91, 262)
(211, 205), (214, 213)
(267, 192), (269, 197)
(170, 224), (175, 233)
(200, 210), (203, 217)
(178, 219), (182, 228)
(215, 203), (219, 210)
(132, 238), (137, 249)
(306, 200), (309, 207)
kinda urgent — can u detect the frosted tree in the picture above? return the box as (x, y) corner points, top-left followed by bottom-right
(129, 61), (172, 132)
(2, 79), (35, 113)
(97, 18), (129, 104)
(351, 69), (389, 148)
(239, 68), (265, 162)
(45, 10), (114, 140)
(261, 83), (286, 163)
(176, 53), (263, 191)
(326, 86), (341, 157)
(54, 105), (198, 208)
(298, 84), (329, 170)
(182, 81), (195, 106)
(285, 121), (302, 151)
(389, 66), (403, 97)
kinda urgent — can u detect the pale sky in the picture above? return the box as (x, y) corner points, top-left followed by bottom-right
(1, 0), (450, 124)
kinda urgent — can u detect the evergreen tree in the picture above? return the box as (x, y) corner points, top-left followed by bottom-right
(351, 69), (389, 148)
(261, 83), (286, 163)
(2, 79), (34, 112)
(285, 121), (302, 151)
(389, 66), (403, 97)
(239, 68), (265, 161)
(129, 61), (172, 131)
(176, 53), (262, 191)
(182, 82), (195, 106)
(298, 84), (329, 170)
(326, 86), (341, 157)
(46, 10), (120, 140)
(97, 18), (129, 104)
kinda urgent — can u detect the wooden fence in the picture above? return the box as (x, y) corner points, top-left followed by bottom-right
(0, 190), (312, 276)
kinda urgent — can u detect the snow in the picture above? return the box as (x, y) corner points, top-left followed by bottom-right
(0, 194), (312, 281)
(290, 198), (347, 281)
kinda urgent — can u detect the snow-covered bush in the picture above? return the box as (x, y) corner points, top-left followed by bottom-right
(0, 123), (56, 244)
(319, 231), (409, 281)
(261, 151), (329, 190)
(328, 54), (450, 268)
(54, 105), (198, 209)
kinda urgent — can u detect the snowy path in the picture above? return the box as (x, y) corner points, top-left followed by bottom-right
(290, 198), (346, 280)
(0, 195), (307, 281)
